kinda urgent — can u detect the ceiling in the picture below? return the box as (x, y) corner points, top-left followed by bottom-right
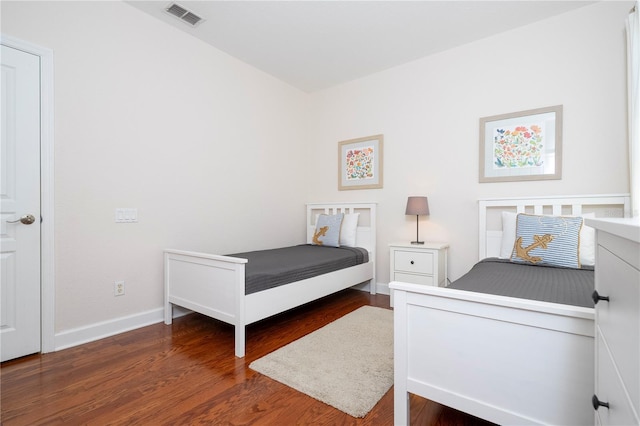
(126, 1), (595, 92)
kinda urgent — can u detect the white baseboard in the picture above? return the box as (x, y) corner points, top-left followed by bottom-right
(376, 281), (390, 295)
(352, 281), (389, 295)
(52, 284), (390, 352)
(351, 280), (389, 295)
(54, 308), (161, 351)
(53, 306), (195, 352)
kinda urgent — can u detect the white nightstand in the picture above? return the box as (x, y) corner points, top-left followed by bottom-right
(389, 242), (449, 305)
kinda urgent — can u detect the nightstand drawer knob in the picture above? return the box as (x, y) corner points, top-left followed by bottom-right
(592, 394), (610, 411)
(592, 290), (610, 305)
(410, 260), (414, 265)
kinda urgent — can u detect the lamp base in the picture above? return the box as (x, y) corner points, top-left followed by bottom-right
(410, 241), (425, 245)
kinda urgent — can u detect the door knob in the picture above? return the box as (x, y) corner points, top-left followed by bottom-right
(6, 214), (36, 225)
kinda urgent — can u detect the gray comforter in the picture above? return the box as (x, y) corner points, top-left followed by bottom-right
(227, 245), (369, 295)
(448, 258), (595, 308)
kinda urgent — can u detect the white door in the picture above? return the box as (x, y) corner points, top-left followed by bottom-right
(1, 44), (41, 362)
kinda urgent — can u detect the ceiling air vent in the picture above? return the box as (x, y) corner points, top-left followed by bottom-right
(165, 3), (204, 27)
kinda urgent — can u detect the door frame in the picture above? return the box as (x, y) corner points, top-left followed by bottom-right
(1, 34), (55, 353)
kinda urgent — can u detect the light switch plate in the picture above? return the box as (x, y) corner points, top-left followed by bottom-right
(115, 208), (138, 223)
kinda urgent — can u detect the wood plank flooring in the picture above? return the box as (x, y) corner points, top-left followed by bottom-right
(1, 289), (496, 425)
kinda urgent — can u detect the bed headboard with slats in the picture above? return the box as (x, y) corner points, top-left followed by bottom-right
(306, 203), (377, 283)
(306, 202), (376, 252)
(478, 194), (631, 260)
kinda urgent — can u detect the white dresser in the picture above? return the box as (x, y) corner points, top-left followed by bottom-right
(586, 218), (640, 426)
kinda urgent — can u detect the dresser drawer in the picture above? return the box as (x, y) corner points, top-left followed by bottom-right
(394, 250), (433, 274)
(595, 332), (639, 426)
(392, 272), (434, 286)
(596, 246), (640, 413)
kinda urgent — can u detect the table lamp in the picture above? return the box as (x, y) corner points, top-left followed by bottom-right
(405, 196), (429, 244)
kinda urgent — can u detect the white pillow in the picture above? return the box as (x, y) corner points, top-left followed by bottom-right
(499, 211), (596, 266)
(499, 211), (517, 259)
(579, 213), (595, 266)
(340, 213), (360, 247)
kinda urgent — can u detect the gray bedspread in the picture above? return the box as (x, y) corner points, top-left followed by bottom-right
(227, 245), (369, 295)
(448, 258), (594, 308)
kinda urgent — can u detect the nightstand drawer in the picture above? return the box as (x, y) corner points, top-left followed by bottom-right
(393, 272), (434, 286)
(394, 250), (433, 274)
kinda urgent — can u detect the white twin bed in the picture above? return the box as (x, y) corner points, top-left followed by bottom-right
(164, 202), (376, 358)
(391, 194), (631, 426)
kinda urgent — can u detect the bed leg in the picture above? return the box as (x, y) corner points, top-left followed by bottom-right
(163, 251), (172, 325)
(164, 302), (173, 325)
(393, 287), (409, 425)
(394, 390), (410, 426)
(235, 325), (245, 358)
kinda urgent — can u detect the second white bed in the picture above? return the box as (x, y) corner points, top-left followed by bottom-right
(391, 194), (630, 425)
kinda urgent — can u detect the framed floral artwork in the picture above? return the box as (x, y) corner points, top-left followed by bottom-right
(479, 105), (562, 182)
(338, 134), (383, 190)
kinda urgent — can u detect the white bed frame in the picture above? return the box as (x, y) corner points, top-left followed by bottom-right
(164, 202), (376, 358)
(391, 194), (630, 426)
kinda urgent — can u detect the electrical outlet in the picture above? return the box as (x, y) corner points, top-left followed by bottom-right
(115, 280), (125, 296)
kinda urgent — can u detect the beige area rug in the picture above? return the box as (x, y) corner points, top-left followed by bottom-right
(249, 306), (393, 418)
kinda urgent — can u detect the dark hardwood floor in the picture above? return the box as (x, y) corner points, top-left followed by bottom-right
(1, 289), (495, 425)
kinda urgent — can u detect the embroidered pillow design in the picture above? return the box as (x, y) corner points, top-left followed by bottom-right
(510, 214), (583, 269)
(312, 213), (344, 247)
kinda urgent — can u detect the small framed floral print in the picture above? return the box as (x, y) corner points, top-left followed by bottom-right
(338, 134), (383, 190)
(479, 105), (562, 183)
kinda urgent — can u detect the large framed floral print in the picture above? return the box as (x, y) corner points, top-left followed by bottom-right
(338, 134), (384, 190)
(479, 105), (562, 183)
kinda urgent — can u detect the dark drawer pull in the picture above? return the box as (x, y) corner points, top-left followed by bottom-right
(410, 260), (415, 265)
(592, 394), (610, 410)
(592, 290), (610, 305)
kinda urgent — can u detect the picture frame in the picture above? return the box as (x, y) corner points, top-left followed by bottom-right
(338, 134), (384, 190)
(479, 105), (562, 183)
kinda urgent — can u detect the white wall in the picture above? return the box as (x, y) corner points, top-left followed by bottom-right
(306, 1), (633, 285)
(2, 1), (309, 339)
(1, 1), (633, 347)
